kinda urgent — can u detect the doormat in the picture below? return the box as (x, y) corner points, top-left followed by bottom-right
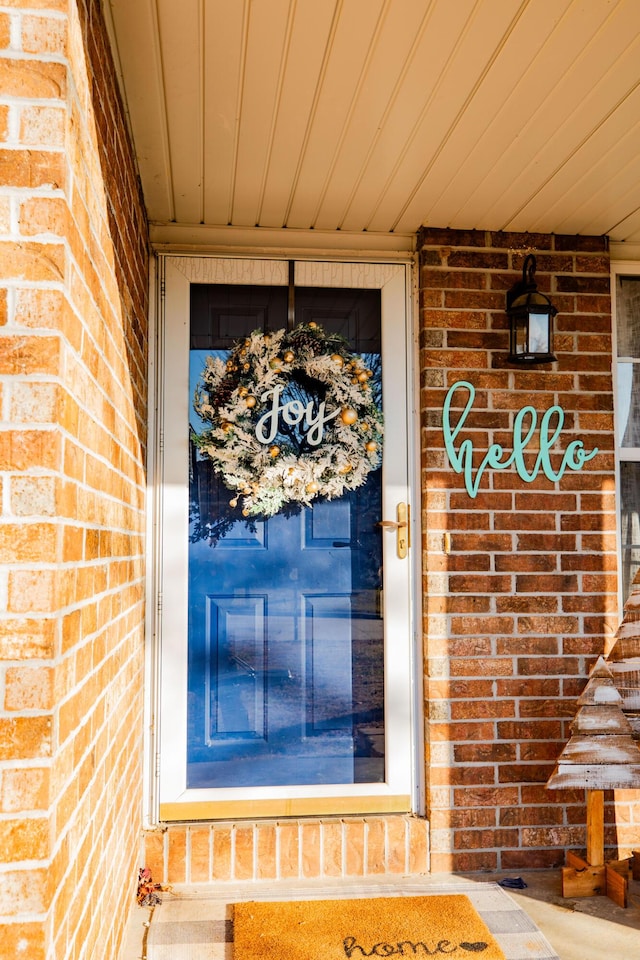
(233, 895), (507, 960)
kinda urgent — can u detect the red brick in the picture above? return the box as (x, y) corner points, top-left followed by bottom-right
(452, 787), (521, 813)
(422, 269), (490, 290)
(424, 347), (489, 368)
(444, 639), (493, 658)
(430, 765), (496, 785)
(454, 742), (516, 763)
(498, 763), (555, 783)
(501, 848), (564, 869)
(454, 828), (518, 850)
(448, 574), (512, 593)
(421, 227), (489, 247)
(495, 554), (557, 573)
(497, 596), (560, 615)
(448, 251), (509, 269)
(498, 720), (563, 741)
(499, 805), (563, 826)
(0, 150), (65, 189)
(516, 656), (580, 675)
(495, 678), (560, 697)
(0, 58), (66, 98)
(432, 808), (496, 829)
(430, 721), (498, 744)
(449, 658), (513, 677)
(450, 617), (514, 637)
(450, 700), (514, 720)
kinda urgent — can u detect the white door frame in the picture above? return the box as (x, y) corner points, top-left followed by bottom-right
(146, 252), (422, 823)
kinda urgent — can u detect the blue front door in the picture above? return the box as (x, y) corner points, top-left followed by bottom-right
(186, 284), (385, 789)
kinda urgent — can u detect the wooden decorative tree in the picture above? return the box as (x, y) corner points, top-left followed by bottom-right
(607, 567), (640, 732)
(546, 656), (640, 906)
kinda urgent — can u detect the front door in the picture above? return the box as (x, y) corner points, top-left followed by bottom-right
(157, 256), (415, 820)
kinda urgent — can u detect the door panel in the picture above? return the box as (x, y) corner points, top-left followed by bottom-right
(158, 256), (414, 818)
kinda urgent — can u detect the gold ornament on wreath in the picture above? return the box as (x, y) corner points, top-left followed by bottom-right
(192, 322), (383, 518)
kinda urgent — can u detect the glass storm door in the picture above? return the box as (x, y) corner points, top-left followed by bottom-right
(157, 257), (414, 820)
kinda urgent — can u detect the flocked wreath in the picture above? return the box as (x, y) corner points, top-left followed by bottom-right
(192, 322), (384, 518)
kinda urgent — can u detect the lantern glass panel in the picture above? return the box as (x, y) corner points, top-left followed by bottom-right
(528, 311), (550, 354)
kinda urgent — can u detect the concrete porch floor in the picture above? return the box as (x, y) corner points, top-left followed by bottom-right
(122, 870), (640, 960)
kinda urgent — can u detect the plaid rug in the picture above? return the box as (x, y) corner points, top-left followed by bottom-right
(145, 880), (560, 960)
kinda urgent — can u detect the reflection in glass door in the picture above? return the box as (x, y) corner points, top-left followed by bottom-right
(187, 285), (385, 788)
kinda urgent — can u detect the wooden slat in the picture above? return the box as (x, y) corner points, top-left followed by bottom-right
(557, 735), (640, 765)
(286, 0), (386, 230)
(547, 762), (640, 790)
(400, 0), (572, 234)
(202, 0), (247, 226)
(157, 0), (203, 224)
(257, 0), (337, 228)
(606, 863), (629, 908)
(107, 0), (174, 221)
(562, 862), (606, 898)
(472, 0), (636, 232)
(510, 26), (640, 234)
(566, 850), (588, 869)
(312, 0), (431, 231)
(571, 704), (633, 734)
(586, 790), (604, 867)
(337, 0), (477, 233)
(367, 0), (525, 233)
(230, 0), (292, 226)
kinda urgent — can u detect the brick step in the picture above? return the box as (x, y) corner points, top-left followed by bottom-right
(143, 815), (429, 885)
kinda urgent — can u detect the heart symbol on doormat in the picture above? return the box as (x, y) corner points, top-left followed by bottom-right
(460, 944), (489, 953)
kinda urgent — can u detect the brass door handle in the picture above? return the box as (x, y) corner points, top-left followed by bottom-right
(378, 502), (410, 559)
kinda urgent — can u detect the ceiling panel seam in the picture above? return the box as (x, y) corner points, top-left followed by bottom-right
(387, 0), (531, 233)
(152, 0), (176, 221)
(360, 0), (507, 232)
(335, 0), (437, 231)
(304, 0), (392, 229)
(499, 0), (640, 232)
(255, 0), (298, 226)
(436, 0), (611, 230)
(198, 0), (205, 223)
(228, 0), (251, 226)
(526, 83), (640, 237)
(280, 0), (343, 226)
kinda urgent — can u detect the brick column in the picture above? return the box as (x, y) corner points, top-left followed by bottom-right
(0, 2), (148, 957)
(419, 228), (618, 871)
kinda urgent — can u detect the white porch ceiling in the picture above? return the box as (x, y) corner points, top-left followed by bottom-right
(104, 0), (640, 248)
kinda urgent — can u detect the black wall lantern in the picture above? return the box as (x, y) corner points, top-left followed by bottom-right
(506, 254), (557, 363)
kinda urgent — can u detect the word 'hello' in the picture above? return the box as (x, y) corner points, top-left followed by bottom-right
(255, 385), (339, 447)
(443, 380), (598, 499)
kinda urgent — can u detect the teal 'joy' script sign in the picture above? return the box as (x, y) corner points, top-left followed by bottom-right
(443, 380), (599, 499)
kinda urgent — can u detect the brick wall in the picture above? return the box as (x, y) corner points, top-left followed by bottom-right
(0, 2), (148, 958)
(418, 228), (623, 872)
(144, 816), (429, 886)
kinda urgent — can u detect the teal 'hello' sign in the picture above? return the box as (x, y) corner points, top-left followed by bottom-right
(442, 380), (599, 499)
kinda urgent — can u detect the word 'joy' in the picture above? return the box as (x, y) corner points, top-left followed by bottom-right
(443, 381), (598, 499)
(255, 385), (339, 447)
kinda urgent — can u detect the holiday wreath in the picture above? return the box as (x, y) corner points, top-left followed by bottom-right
(192, 322), (383, 518)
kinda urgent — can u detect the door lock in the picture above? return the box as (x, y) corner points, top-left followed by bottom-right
(378, 502), (410, 559)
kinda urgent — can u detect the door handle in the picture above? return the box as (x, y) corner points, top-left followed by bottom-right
(378, 502), (410, 559)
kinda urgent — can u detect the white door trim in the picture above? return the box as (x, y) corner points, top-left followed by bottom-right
(147, 252), (421, 822)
